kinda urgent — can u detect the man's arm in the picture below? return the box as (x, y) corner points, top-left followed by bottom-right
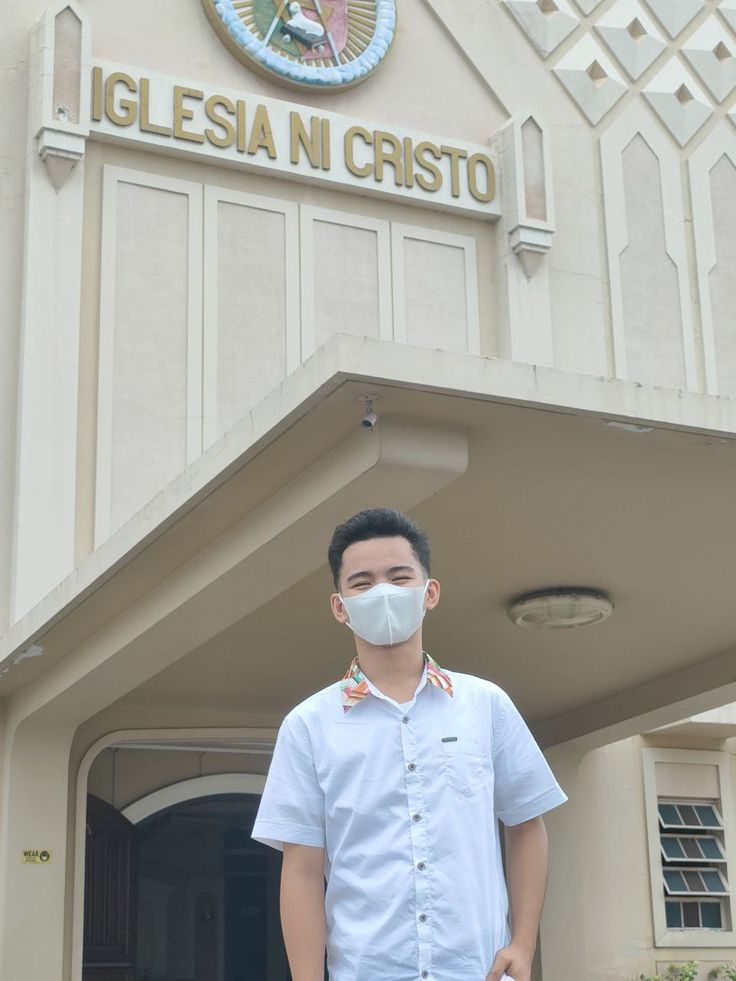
(486, 816), (549, 981)
(281, 842), (327, 981)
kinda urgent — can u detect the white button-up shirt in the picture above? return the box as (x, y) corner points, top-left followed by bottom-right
(252, 655), (567, 981)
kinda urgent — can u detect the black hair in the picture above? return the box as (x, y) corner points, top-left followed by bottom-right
(327, 508), (431, 590)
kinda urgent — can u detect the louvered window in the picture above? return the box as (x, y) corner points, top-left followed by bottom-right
(658, 798), (729, 931)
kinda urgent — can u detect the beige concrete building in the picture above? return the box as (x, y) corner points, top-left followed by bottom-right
(575, 710), (736, 981)
(2, 1), (736, 979)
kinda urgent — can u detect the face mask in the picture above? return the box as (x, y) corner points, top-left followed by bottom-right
(339, 582), (428, 647)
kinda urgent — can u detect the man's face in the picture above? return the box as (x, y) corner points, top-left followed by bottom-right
(330, 535), (440, 627)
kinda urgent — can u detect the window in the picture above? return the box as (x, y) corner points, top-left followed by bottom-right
(643, 748), (736, 947)
(665, 900), (723, 930)
(657, 797), (729, 929)
(660, 834), (725, 862)
(659, 801), (723, 830)
(662, 866), (728, 896)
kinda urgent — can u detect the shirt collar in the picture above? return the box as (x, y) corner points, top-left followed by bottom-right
(340, 652), (453, 712)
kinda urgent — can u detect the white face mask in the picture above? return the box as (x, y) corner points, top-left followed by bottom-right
(339, 582), (428, 647)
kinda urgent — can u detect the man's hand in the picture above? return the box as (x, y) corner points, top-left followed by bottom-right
(485, 941), (533, 981)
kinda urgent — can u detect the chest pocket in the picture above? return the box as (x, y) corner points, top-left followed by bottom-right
(440, 737), (489, 797)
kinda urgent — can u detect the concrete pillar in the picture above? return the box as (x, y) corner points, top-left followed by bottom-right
(11, 2), (90, 622)
(0, 717), (76, 981)
(539, 741), (589, 981)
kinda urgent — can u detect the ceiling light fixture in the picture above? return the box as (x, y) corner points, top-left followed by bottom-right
(508, 588), (614, 630)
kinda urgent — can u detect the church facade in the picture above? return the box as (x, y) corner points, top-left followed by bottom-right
(2, 2), (736, 979)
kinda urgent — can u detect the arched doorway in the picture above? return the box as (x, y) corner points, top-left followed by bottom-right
(83, 792), (289, 981)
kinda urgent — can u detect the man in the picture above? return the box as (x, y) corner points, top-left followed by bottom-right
(252, 508), (567, 981)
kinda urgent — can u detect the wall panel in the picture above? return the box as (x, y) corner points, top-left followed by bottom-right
(600, 104), (697, 392)
(391, 224), (480, 355)
(690, 127), (736, 397)
(96, 168), (202, 544)
(709, 155), (736, 396)
(620, 135), (685, 390)
(203, 188), (298, 446)
(300, 206), (392, 359)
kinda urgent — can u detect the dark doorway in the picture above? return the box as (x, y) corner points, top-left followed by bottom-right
(84, 792), (291, 981)
(223, 827), (270, 980)
(83, 795), (137, 981)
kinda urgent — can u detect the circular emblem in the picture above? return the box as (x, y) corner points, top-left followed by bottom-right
(202, 1), (396, 91)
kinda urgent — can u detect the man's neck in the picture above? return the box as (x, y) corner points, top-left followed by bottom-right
(353, 634), (425, 703)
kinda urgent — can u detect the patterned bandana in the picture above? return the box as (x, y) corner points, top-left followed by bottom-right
(340, 652), (453, 712)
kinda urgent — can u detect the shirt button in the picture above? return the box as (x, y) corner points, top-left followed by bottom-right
(419, 913), (428, 922)
(417, 861), (426, 871)
(402, 715), (410, 724)
(408, 762), (417, 771)
(412, 813), (421, 822)
(421, 972), (429, 979)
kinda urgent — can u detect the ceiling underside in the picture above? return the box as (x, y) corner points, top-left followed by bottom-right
(108, 381), (736, 743)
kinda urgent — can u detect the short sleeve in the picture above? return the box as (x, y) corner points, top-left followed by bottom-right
(492, 689), (568, 826)
(251, 713), (326, 852)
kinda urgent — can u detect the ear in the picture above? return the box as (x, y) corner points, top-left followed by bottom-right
(330, 592), (349, 625)
(424, 578), (440, 611)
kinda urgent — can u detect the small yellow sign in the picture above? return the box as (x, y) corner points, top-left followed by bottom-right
(22, 849), (51, 864)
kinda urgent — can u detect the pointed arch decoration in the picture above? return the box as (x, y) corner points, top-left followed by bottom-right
(600, 102), (698, 391)
(689, 126), (736, 397)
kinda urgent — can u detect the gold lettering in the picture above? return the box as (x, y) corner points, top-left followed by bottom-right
(414, 141), (442, 192)
(104, 72), (137, 127)
(205, 95), (236, 148)
(174, 85), (205, 144)
(236, 100), (247, 153)
(467, 152), (495, 203)
(403, 137), (414, 188)
(247, 104), (277, 158)
(91, 66), (103, 122)
(290, 112), (321, 168)
(139, 78), (172, 136)
(344, 126), (373, 178)
(373, 130), (403, 185)
(440, 144), (468, 198)
(321, 118), (331, 171)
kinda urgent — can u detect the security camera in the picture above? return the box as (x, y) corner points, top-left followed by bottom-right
(360, 395), (378, 431)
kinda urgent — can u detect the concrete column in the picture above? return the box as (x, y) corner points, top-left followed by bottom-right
(539, 741), (589, 981)
(0, 717), (76, 981)
(493, 114), (556, 366)
(11, 3), (90, 622)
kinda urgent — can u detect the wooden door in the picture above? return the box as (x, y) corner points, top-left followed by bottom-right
(83, 794), (137, 981)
